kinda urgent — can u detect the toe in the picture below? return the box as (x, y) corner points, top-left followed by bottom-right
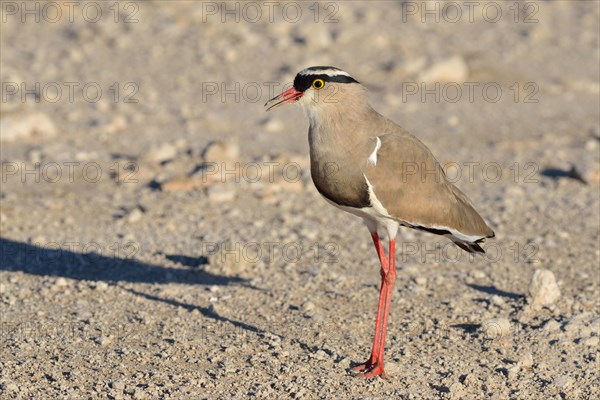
(357, 364), (387, 379)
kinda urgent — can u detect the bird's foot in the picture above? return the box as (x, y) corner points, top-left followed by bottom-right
(351, 357), (376, 373)
(352, 360), (388, 379)
(356, 363), (387, 379)
(352, 362), (372, 373)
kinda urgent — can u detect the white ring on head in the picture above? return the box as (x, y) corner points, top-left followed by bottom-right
(299, 68), (351, 77)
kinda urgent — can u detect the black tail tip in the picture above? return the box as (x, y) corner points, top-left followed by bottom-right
(455, 240), (486, 254)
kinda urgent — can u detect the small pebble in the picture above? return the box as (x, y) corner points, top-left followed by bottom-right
(0, 112), (58, 142)
(553, 375), (572, 389)
(470, 270), (486, 279)
(414, 277), (427, 286)
(384, 361), (400, 376)
(543, 319), (561, 332)
(579, 336), (599, 347)
(55, 277), (68, 287)
(133, 388), (147, 399)
(302, 301), (316, 312)
(127, 208), (144, 223)
(207, 184), (236, 202)
(94, 336), (112, 346)
(111, 380), (125, 390)
(590, 317), (600, 335)
(202, 140), (240, 164)
(517, 352), (534, 369)
(482, 318), (512, 339)
(507, 365), (521, 380)
(145, 142), (177, 163)
(419, 55), (469, 83)
(490, 295), (505, 307)
(337, 357), (350, 368)
(4, 382), (18, 392)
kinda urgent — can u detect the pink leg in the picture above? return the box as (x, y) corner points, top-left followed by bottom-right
(358, 239), (396, 379)
(352, 233), (390, 374)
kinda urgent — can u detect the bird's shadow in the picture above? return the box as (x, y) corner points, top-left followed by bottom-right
(0, 237), (267, 336)
(123, 287), (268, 337)
(165, 254), (208, 268)
(0, 237), (244, 286)
(1, 237), (433, 364)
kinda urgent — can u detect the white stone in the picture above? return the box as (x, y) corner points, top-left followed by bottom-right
(127, 208), (144, 223)
(507, 365), (521, 381)
(55, 277), (68, 287)
(264, 118), (284, 133)
(580, 336), (599, 346)
(414, 277), (428, 286)
(543, 319), (561, 332)
(482, 317), (511, 339)
(419, 56), (469, 83)
(207, 184), (236, 202)
(517, 352), (534, 369)
(145, 142), (177, 163)
(94, 336), (112, 346)
(553, 375), (572, 389)
(528, 269), (561, 309)
(202, 140), (240, 164)
(0, 112), (57, 142)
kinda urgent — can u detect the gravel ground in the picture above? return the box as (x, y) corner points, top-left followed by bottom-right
(1, 1), (599, 399)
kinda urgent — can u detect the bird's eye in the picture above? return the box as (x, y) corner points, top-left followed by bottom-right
(312, 79), (324, 90)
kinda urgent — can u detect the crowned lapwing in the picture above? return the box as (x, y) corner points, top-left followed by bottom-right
(265, 66), (494, 379)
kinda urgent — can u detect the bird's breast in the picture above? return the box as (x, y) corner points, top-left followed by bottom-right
(309, 150), (371, 209)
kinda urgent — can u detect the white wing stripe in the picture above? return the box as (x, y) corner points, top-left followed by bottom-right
(367, 137), (382, 166)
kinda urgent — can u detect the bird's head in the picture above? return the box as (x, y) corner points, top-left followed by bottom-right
(265, 66), (365, 114)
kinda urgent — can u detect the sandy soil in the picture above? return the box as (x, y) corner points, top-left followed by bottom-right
(1, 1), (599, 399)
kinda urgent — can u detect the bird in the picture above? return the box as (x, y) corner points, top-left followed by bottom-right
(264, 66), (494, 379)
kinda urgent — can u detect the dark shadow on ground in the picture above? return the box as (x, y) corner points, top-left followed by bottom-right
(0, 237), (269, 336)
(466, 283), (522, 299)
(429, 384), (450, 393)
(0, 237), (244, 286)
(125, 287), (337, 359)
(123, 287), (273, 338)
(451, 323), (480, 334)
(541, 166), (587, 184)
(165, 254), (208, 268)
(0, 237), (349, 358)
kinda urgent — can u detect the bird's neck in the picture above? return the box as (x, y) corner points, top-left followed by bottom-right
(306, 103), (379, 150)
(307, 109), (381, 182)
